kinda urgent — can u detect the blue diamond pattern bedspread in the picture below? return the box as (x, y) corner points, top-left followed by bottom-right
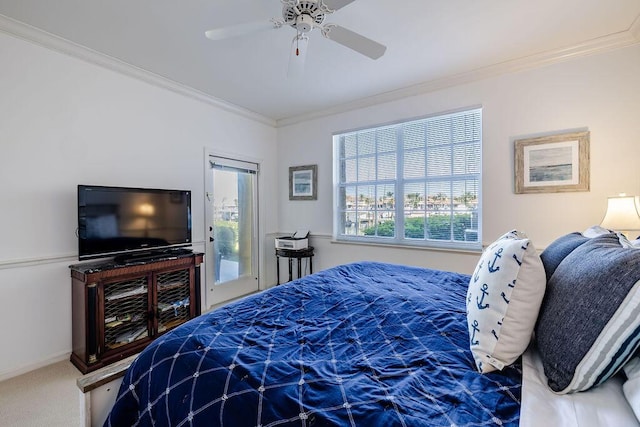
(105, 261), (521, 426)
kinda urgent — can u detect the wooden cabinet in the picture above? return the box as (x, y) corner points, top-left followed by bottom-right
(70, 253), (203, 374)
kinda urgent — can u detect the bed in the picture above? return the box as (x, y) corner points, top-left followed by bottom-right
(104, 229), (640, 426)
(105, 261), (521, 426)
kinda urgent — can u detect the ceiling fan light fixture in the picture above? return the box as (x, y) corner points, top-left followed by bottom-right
(294, 14), (316, 33)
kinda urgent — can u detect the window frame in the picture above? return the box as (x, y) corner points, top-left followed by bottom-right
(332, 107), (482, 251)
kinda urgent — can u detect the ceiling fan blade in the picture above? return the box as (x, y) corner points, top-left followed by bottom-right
(322, 0), (357, 12)
(205, 20), (278, 41)
(288, 34), (309, 79)
(323, 25), (386, 59)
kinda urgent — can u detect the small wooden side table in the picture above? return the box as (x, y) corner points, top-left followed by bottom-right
(275, 246), (314, 285)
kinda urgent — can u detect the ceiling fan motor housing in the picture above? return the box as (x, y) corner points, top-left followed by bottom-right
(284, 0), (326, 33)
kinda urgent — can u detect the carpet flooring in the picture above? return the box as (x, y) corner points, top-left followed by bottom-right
(0, 360), (81, 426)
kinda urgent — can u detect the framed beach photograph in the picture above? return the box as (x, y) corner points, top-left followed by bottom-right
(514, 131), (590, 194)
(289, 164), (317, 200)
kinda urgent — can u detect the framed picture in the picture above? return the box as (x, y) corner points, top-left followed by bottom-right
(289, 164), (317, 200)
(514, 131), (590, 194)
(289, 165), (318, 200)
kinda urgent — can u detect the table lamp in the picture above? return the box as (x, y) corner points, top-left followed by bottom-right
(600, 194), (640, 239)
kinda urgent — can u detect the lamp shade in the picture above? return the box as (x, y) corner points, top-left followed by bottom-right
(600, 195), (640, 231)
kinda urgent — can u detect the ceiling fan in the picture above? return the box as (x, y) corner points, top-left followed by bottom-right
(204, 0), (386, 65)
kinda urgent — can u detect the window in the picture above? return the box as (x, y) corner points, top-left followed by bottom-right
(334, 108), (481, 250)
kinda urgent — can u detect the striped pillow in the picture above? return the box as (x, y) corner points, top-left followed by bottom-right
(535, 233), (640, 393)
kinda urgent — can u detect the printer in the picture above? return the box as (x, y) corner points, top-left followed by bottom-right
(275, 230), (309, 250)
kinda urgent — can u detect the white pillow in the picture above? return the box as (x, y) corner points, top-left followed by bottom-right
(623, 356), (640, 421)
(582, 225), (611, 238)
(466, 230), (546, 373)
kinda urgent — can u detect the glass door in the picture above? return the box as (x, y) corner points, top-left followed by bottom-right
(205, 155), (259, 307)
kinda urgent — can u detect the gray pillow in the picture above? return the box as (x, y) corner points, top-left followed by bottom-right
(539, 232), (589, 282)
(535, 234), (640, 393)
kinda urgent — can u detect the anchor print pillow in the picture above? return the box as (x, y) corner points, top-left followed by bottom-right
(466, 230), (546, 373)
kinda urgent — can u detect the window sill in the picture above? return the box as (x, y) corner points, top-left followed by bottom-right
(330, 238), (483, 255)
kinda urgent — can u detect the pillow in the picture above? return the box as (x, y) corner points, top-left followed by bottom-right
(582, 225), (613, 238)
(539, 232), (589, 282)
(466, 230), (546, 373)
(623, 356), (640, 421)
(535, 234), (640, 393)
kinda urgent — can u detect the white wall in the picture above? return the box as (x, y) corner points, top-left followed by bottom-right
(0, 31), (278, 379)
(2, 27), (639, 382)
(277, 44), (640, 275)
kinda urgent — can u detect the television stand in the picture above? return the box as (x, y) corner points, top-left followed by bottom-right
(70, 252), (203, 373)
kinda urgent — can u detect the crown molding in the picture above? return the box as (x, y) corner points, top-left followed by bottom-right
(277, 16), (640, 127)
(0, 14), (276, 127)
(2, 11), (638, 130)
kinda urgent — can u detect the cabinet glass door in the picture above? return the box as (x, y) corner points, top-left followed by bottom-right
(206, 155), (259, 307)
(102, 277), (149, 352)
(155, 268), (192, 333)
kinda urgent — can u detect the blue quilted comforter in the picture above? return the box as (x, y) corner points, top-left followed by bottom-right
(105, 262), (521, 426)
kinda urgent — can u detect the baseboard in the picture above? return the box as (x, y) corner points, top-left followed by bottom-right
(0, 351), (71, 382)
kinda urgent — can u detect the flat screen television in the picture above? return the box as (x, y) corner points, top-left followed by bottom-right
(77, 185), (192, 261)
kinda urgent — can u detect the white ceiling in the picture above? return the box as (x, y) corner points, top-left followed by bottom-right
(1, 0), (639, 124)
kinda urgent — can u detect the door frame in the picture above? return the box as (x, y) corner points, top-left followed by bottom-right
(203, 148), (263, 311)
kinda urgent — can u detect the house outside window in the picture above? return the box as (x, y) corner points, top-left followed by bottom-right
(334, 107), (482, 250)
